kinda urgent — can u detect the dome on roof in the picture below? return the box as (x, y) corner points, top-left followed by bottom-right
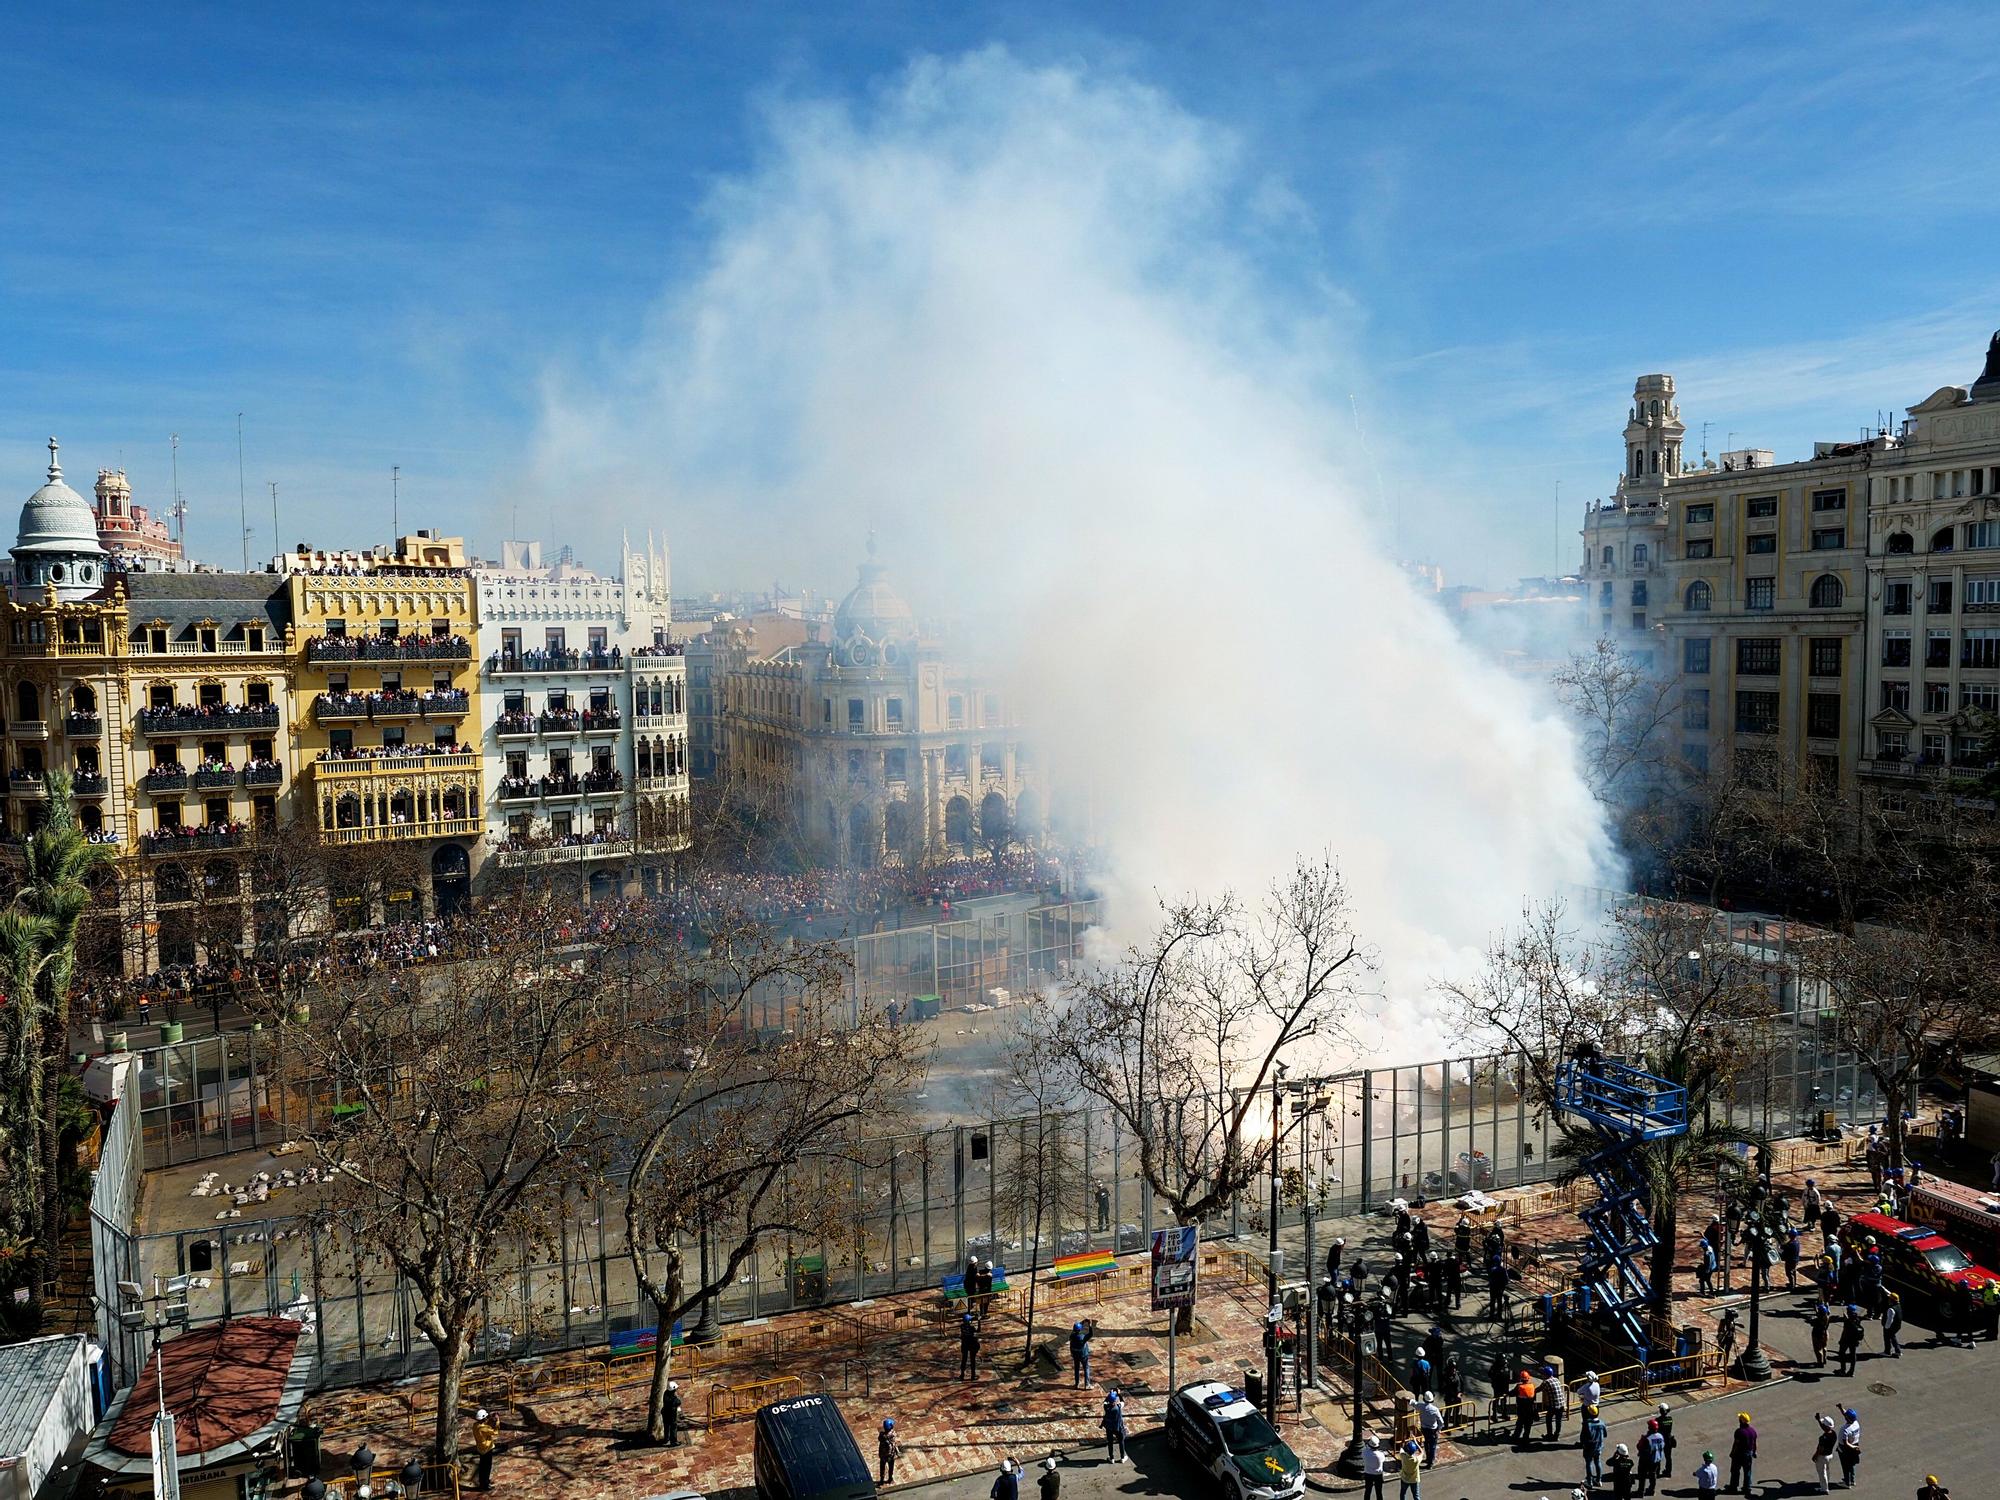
(833, 538), (916, 652)
(16, 439), (106, 556)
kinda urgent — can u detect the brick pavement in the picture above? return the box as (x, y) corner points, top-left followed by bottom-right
(296, 1133), (1882, 1498)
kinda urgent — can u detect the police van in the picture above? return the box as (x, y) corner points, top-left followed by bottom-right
(754, 1394), (875, 1500)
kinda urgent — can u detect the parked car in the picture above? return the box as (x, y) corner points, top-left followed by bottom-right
(1164, 1381), (1305, 1500)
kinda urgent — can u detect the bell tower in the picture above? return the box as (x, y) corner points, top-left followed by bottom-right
(1621, 374), (1685, 490)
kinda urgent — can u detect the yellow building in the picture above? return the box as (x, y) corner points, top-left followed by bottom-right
(282, 531), (481, 916)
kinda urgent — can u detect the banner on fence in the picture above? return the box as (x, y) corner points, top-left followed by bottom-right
(1152, 1225), (1198, 1311)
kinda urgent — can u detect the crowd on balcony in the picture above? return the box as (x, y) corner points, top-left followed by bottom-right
(316, 741), (475, 764)
(489, 645), (632, 673)
(143, 821), (249, 850)
(304, 633), (471, 662)
(495, 710), (536, 735)
(498, 828), (630, 854)
(316, 687), (471, 719)
(539, 707), (582, 730)
(581, 767), (623, 792)
(137, 702), (278, 730)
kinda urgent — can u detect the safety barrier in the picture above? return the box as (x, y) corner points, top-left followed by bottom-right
(706, 1374), (803, 1423)
(327, 1461), (462, 1499)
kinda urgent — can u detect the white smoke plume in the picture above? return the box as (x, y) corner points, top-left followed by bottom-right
(525, 49), (1617, 1058)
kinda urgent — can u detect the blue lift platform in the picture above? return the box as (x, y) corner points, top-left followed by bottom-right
(1552, 1054), (1689, 1366)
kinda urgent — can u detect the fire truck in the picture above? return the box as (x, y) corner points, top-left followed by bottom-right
(1908, 1178), (2000, 1267)
(1838, 1209), (2000, 1329)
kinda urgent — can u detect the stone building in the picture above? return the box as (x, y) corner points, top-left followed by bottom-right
(472, 535), (689, 899)
(90, 467), (182, 569)
(717, 543), (1040, 867)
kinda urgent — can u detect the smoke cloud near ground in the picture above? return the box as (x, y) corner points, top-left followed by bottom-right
(525, 49), (1617, 1058)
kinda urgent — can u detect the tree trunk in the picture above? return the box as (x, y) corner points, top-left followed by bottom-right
(1646, 1196), (1678, 1352)
(1883, 1080), (1909, 1173)
(644, 1303), (678, 1442)
(430, 1324), (471, 1465)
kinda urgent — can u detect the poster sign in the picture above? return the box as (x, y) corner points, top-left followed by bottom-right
(1151, 1225), (1199, 1311)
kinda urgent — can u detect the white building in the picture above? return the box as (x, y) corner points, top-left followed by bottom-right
(472, 535), (689, 898)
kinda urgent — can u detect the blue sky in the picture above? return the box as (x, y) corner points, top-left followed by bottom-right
(5, 2), (1999, 590)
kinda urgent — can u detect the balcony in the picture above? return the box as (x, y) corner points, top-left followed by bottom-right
(497, 778), (538, 803)
(322, 817), (481, 847)
(582, 709), (622, 733)
(304, 634), (472, 664)
(137, 704), (279, 736)
(193, 766), (240, 790)
(1858, 756), (1951, 780)
(62, 713), (101, 737)
(8, 720), (48, 741)
(246, 762), (283, 787)
(130, 637), (281, 658)
(492, 835), (634, 868)
(141, 766), (190, 793)
(72, 772), (107, 797)
(487, 648), (625, 676)
(537, 709), (582, 734)
(582, 770), (625, 797)
(495, 712), (537, 740)
(310, 751), (479, 782)
(313, 689), (470, 723)
(142, 826), (248, 855)
(538, 773), (582, 800)
(9, 770), (46, 799)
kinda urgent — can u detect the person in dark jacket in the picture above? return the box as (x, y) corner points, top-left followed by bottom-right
(959, 1312), (982, 1378)
(878, 1420), (901, 1484)
(1880, 1291), (1904, 1357)
(661, 1381), (682, 1446)
(1101, 1391), (1127, 1461)
(992, 1459), (1021, 1500)
(1727, 1413), (1757, 1496)
(1607, 1443), (1635, 1500)
(1038, 1457), (1060, 1500)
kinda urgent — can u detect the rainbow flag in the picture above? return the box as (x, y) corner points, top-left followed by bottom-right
(1050, 1249), (1117, 1281)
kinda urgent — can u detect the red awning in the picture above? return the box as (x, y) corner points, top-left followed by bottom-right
(109, 1318), (304, 1459)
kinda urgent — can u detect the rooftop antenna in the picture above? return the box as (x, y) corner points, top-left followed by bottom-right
(1554, 479), (1561, 575)
(169, 434), (187, 547)
(269, 481), (279, 555)
(237, 414), (249, 569)
(392, 465), (400, 539)
(1699, 420), (1712, 465)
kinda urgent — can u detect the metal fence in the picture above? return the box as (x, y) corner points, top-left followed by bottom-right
(88, 1055), (146, 1388)
(108, 1010), (1879, 1394)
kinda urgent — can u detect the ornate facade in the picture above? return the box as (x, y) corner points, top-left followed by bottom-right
(717, 544), (1041, 867)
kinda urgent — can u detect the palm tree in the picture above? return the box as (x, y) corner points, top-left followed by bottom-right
(0, 906), (56, 1304)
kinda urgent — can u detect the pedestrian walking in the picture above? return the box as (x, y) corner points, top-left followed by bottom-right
(1398, 1438), (1423, 1500)
(1512, 1370), (1539, 1448)
(1439, 1355), (1463, 1425)
(1698, 1237), (1718, 1296)
(1716, 1308), (1740, 1373)
(1810, 1302), (1831, 1367)
(1580, 1405), (1607, 1490)
(1038, 1458), (1060, 1500)
(471, 1409), (498, 1492)
(662, 1382), (682, 1446)
(1360, 1435), (1385, 1500)
(1607, 1442), (1635, 1500)
(1836, 1408), (1860, 1488)
(1637, 1420), (1664, 1496)
(992, 1458), (1021, 1500)
(1411, 1345), (1432, 1394)
(1880, 1292), (1903, 1357)
(879, 1420), (901, 1485)
(1836, 1305), (1864, 1376)
(1327, 1237), (1346, 1282)
(1810, 1415), (1836, 1494)
(1655, 1403), (1676, 1477)
(1694, 1450), (1719, 1500)
(959, 1312), (982, 1378)
(1068, 1321), (1091, 1388)
(1541, 1366), (1568, 1440)
(1101, 1390), (1126, 1461)
(1728, 1413), (1757, 1496)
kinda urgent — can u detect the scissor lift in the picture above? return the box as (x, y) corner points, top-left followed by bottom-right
(1553, 1053), (1689, 1365)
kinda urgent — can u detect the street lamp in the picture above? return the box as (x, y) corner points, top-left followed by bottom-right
(1737, 1181), (1774, 1381)
(1336, 1290), (1369, 1476)
(1266, 1064), (1286, 1423)
(690, 1219), (720, 1343)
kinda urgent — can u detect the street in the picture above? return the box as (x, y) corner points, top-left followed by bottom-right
(898, 1298), (1993, 1500)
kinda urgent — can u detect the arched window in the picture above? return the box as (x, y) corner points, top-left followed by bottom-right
(1809, 575), (1844, 608)
(70, 685), (96, 714)
(1601, 545), (1614, 568)
(1633, 543), (1649, 566)
(15, 683), (38, 723)
(1932, 526), (1956, 553)
(1886, 531), (1914, 554)
(1685, 581), (1713, 612)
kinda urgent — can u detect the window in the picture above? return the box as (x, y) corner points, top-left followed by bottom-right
(247, 626), (265, 652)
(1877, 729), (1908, 759)
(885, 748), (908, 781)
(1807, 693), (1841, 739)
(1925, 681), (1952, 715)
(148, 626), (168, 653)
(1600, 581), (1613, 606)
(1963, 683), (2000, 714)
(1601, 545), (1615, 568)
(1925, 732), (1950, 765)
(1887, 532), (1915, 555)
(1746, 577), (1776, 611)
(847, 750), (866, 786)
(1737, 638), (1781, 675)
(1685, 504), (1714, 524)
(1809, 575), (1844, 608)
(1881, 680), (1910, 713)
(1812, 528), (1846, 550)
(1929, 579), (1955, 614)
(886, 697), (904, 729)
(199, 626), (218, 652)
(1683, 638), (1711, 674)
(1686, 538), (1714, 559)
(544, 628), (566, 652)
(148, 684), (174, 710)
(1735, 691), (1780, 734)
(1812, 488), (1846, 511)
(1631, 581), (1648, 606)
(328, 728), (353, 755)
(1682, 689), (1710, 731)
(1882, 630), (1912, 667)
(944, 744), (967, 776)
(1747, 534), (1777, 555)
(1633, 544), (1649, 567)
(1969, 522), (2000, 550)
(1809, 754), (1840, 789)
(1932, 526), (1956, 553)
(947, 694), (965, 727)
(1685, 581), (1713, 612)
(847, 698), (864, 729)
(1809, 638), (1842, 677)
(983, 693), (1000, 724)
(1926, 631), (1952, 668)
(588, 626), (608, 652)
(1746, 496), (1778, 519)
(1682, 743), (1710, 771)
(1963, 629), (2000, 669)
(1968, 577), (2000, 611)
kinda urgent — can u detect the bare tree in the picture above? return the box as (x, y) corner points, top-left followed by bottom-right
(620, 916), (926, 1441)
(271, 880), (637, 1463)
(1554, 639), (1681, 804)
(997, 1020), (1093, 1361)
(1440, 898), (1777, 1339)
(1029, 855), (1371, 1328)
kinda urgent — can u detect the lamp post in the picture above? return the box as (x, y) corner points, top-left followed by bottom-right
(1266, 1064), (1286, 1423)
(691, 1220), (720, 1343)
(1336, 1290), (1369, 1476)
(1737, 1182), (1774, 1381)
